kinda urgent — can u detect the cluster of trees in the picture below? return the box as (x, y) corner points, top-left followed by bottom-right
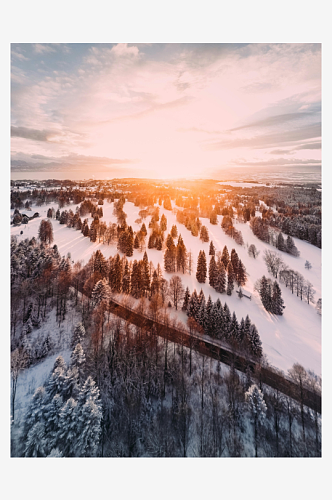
(263, 250), (316, 305)
(250, 217), (300, 256)
(164, 233), (189, 274)
(22, 346), (102, 457)
(176, 208), (202, 237)
(221, 215), (244, 245)
(38, 220), (54, 245)
(255, 276), (285, 315)
(182, 288), (262, 358)
(207, 246), (247, 295)
(11, 236), (321, 457)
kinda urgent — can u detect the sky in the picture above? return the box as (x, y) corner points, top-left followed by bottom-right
(11, 43), (321, 179)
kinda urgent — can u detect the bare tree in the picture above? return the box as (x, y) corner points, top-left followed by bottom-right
(11, 348), (27, 421)
(248, 244), (260, 259)
(168, 276), (185, 310)
(263, 250), (285, 279)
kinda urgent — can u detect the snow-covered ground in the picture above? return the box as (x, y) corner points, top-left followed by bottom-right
(11, 198), (321, 376)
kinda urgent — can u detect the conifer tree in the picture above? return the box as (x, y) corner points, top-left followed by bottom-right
(204, 295), (213, 336)
(209, 255), (218, 288)
(170, 224), (178, 238)
(221, 245), (230, 269)
(182, 286), (191, 312)
(187, 290), (199, 320)
(229, 312), (239, 343)
(176, 235), (187, 273)
(276, 232), (285, 251)
(126, 229), (134, 257)
(209, 241), (215, 256)
(223, 303), (231, 338)
(271, 281), (284, 315)
(131, 260), (142, 298)
(230, 249), (239, 276)
(196, 250), (207, 283)
(71, 322), (86, 349)
(226, 262), (235, 296)
(236, 259), (247, 287)
(156, 237), (163, 251)
(134, 234), (139, 249)
(141, 251), (151, 296)
(122, 261), (131, 295)
(199, 225), (209, 242)
(214, 261), (226, 294)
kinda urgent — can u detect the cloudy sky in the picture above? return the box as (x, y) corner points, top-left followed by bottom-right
(11, 43), (321, 178)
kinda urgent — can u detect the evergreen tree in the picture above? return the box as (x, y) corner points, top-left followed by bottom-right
(230, 249), (239, 276)
(214, 261), (226, 294)
(209, 241), (215, 256)
(199, 225), (209, 242)
(228, 312), (239, 343)
(226, 262), (235, 296)
(131, 260), (142, 298)
(182, 286), (191, 312)
(236, 259), (247, 287)
(71, 322), (86, 349)
(204, 295), (213, 336)
(271, 281), (284, 315)
(126, 229), (134, 257)
(141, 251), (151, 296)
(134, 234), (139, 249)
(176, 235), (187, 273)
(91, 279), (110, 306)
(209, 255), (218, 288)
(122, 261), (131, 295)
(248, 325), (263, 358)
(187, 290), (199, 320)
(276, 232), (285, 251)
(223, 303), (231, 338)
(196, 250), (207, 284)
(170, 224), (178, 238)
(221, 245), (230, 269)
(57, 398), (79, 457)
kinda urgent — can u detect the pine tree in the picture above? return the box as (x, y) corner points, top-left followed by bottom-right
(57, 398), (79, 457)
(204, 295), (213, 336)
(126, 229), (134, 257)
(214, 261), (226, 294)
(182, 287), (191, 312)
(122, 261), (131, 295)
(236, 259), (247, 287)
(170, 224), (178, 238)
(271, 281), (284, 315)
(71, 322), (86, 349)
(134, 234), (139, 249)
(131, 260), (142, 298)
(141, 251), (151, 296)
(245, 384), (267, 457)
(209, 241), (215, 256)
(228, 311), (239, 343)
(91, 279), (110, 306)
(70, 343), (86, 382)
(197, 297), (206, 328)
(276, 232), (285, 251)
(231, 249), (239, 276)
(209, 255), (218, 288)
(221, 245), (230, 269)
(248, 325), (263, 358)
(223, 303), (231, 338)
(187, 290), (199, 320)
(199, 225), (209, 242)
(196, 250), (207, 283)
(226, 262), (235, 296)
(176, 235), (187, 273)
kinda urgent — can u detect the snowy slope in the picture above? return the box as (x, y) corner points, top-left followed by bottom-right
(11, 199), (321, 376)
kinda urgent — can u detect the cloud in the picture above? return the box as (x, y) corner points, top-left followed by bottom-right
(228, 112), (313, 132)
(11, 126), (60, 142)
(229, 157), (321, 168)
(205, 123), (321, 150)
(11, 50), (29, 62)
(33, 44), (56, 54)
(11, 152), (138, 171)
(293, 142), (321, 150)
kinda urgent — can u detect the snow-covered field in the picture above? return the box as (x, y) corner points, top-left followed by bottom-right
(11, 198), (321, 376)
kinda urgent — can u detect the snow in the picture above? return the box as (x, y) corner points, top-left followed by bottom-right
(11, 198), (321, 377)
(217, 181), (273, 189)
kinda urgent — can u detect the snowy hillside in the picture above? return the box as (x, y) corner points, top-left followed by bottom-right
(11, 198), (321, 376)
